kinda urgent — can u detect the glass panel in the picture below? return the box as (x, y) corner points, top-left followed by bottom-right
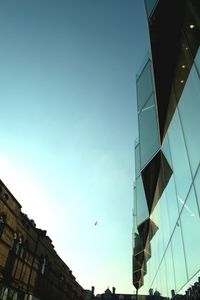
(171, 223), (187, 291)
(164, 176), (179, 235)
(151, 259), (167, 296)
(150, 227), (164, 284)
(139, 94), (160, 169)
(182, 2), (200, 59)
(162, 134), (173, 169)
(151, 269), (163, 297)
(136, 176), (149, 226)
(136, 60), (154, 112)
(194, 47), (200, 75)
(144, 0), (159, 18)
(168, 110), (192, 204)
(159, 259), (168, 297)
(146, 257), (154, 293)
(152, 191), (171, 251)
(178, 64), (200, 177)
(135, 142), (140, 178)
(181, 187), (200, 278)
(178, 269), (200, 296)
(133, 184), (137, 235)
(194, 166), (200, 216)
(165, 244), (176, 297)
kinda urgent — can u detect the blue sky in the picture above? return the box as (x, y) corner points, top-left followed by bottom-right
(0, 0), (149, 295)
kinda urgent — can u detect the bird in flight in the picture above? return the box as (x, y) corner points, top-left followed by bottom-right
(94, 221), (97, 226)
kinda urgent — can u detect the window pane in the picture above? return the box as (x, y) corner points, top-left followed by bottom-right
(136, 60), (154, 112)
(181, 187), (200, 278)
(165, 176), (179, 235)
(135, 142), (140, 178)
(165, 244), (176, 297)
(194, 47), (200, 74)
(136, 176), (149, 226)
(144, 0), (159, 18)
(150, 227), (164, 282)
(179, 63), (200, 176)
(162, 134), (173, 169)
(151, 192), (171, 251)
(159, 259), (168, 296)
(139, 94), (160, 169)
(171, 224), (187, 291)
(194, 166), (200, 215)
(168, 110), (192, 203)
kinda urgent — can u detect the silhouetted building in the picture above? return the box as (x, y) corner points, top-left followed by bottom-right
(0, 179), (85, 300)
(133, 0), (200, 298)
(85, 287), (168, 300)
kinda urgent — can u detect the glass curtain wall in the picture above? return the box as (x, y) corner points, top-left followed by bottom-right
(133, 0), (200, 296)
(139, 48), (200, 297)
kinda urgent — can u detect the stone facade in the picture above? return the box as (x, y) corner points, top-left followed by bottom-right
(0, 180), (85, 300)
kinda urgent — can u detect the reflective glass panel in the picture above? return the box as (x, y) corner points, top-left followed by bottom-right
(139, 94), (160, 169)
(136, 176), (149, 226)
(152, 191), (171, 251)
(164, 176), (179, 235)
(159, 259), (168, 297)
(179, 63), (200, 177)
(181, 187), (200, 278)
(136, 60), (154, 112)
(150, 227), (164, 281)
(144, 0), (159, 18)
(168, 110), (192, 204)
(164, 244), (176, 296)
(171, 223), (187, 291)
(133, 184), (137, 236)
(194, 165), (200, 215)
(194, 47), (200, 75)
(135, 142), (140, 178)
(162, 134), (173, 169)
(146, 257), (154, 291)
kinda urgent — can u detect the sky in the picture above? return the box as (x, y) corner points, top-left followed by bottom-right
(0, 0), (149, 295)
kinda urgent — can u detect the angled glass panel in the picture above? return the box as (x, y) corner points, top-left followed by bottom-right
(142, 150), (172, 215)
(165, 244), (176, 297)
(178, 62), (200, 177)
(151, 191), (170, 251)
(150, 229), (164, 281)
(135, 142), (141, 178)
(182, 1), (200, 59)
(139, 94), (160, 169)
(162, 134), (173, 169)
(133, 184), (137, 236)
(194, 165), (200, 216)
(168, 110), (192, 204)
(171, 222), (187, 291)
(136, 175), (149, 226)
(181, 187), (200, 279)
(158, 259), (168, 297)
(164, 176), (180, 235)
(133, 233), (144, 256)
(136, 59), (154, 112)
(194, 47), (200, 75)
(144, 0), (159, 18)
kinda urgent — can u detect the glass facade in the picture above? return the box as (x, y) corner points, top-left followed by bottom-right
(137, 59), (160, 170)
(133, 0), (200, 297)
(144, 0), (158, 18)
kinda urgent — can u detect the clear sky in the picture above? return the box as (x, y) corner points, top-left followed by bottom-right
(0, 0), (149, 295)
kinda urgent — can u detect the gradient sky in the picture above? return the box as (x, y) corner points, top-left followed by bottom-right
(0, 0), (149, 295)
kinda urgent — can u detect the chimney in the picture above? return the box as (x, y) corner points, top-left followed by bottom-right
(171, 289), (175, 298)
(91, 286), (95, 295)
(112, 287), (116, 295)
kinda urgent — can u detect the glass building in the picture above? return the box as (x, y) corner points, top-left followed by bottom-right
(133, 0), (200, 297)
